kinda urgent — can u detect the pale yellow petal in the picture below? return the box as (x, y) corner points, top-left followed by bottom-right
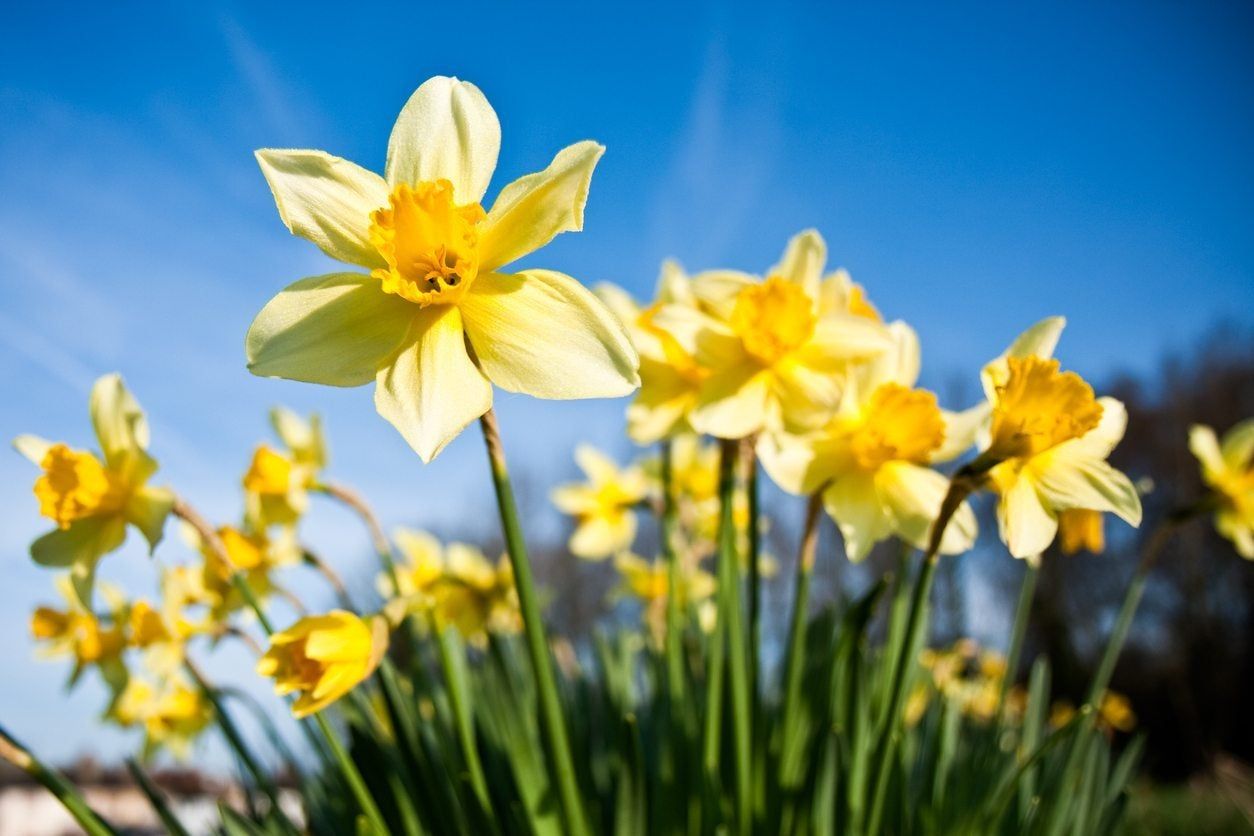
(1219, 418), (1254, 471)
(769, 229), (826, 300)
(933, 403), (990, 463)
(374, 306), (492, 463)
(479, 141), (604, 272)
(1033, 453), (1142, 526)
(1188, 424), (1225, 480)
(877, 462), (976, 555)
(254, 149), (388, 268)
(570, 513), (636, 560)
(460, 270), (639, 399)
(688, 270), (757, 322)
(655, 259), (695, 305)
(1065, 397), (1128, 459)
(14, 434), (54, 465)
(803, 315), (892, 367)
(996, 473), (1057, 559)
(385, 77), (501, 202)
(90, 374), (152, 469)
(125, 486), (175, 552)
(574, 444), (620, 483)
(690, 367), (772, 439)
(246, 273), (416, 387)
(822, 471), (894, 562)
(756, 431), (839, 496)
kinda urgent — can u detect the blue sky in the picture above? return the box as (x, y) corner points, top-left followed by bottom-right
(1, 2), (1252, 765)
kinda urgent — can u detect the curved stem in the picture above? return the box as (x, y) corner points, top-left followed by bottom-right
(479, 409), (589, 836)
(315, 481), (401, 597)
(741, 437), (762, 770)
(303, 547), (355, 610)
(660, 440), (685, 706)
(715, 438), (751, 833)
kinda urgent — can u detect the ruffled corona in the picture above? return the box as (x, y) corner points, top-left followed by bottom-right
(369, 180), (486, 307)
(33, 444), (122, 529)
(729, 277), (816, 365)
(848, 384), (946, 471)
(988, 356), (1103, 461)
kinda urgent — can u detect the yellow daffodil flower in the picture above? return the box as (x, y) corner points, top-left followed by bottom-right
(242, 444), (310, 528)
(110, 676), (213, 759)
(598, 262), (711, 443)
(14, 375), (175, 605)
(1189, 418), (1254, 558)
(1058, 508), (1105, 555)
(653, 230), (890, 439)
(915, 640), (1008, 723)
(271, 406), (328, 472)
(982, 350), (1141, 559)
(613, 552), (716, 644)
(182, 522), (299, 622)
(431, 544), (522, 644)
(30, 576), (128, 692)
(552, 445), (649, 559)
(378, 528), (446, 612)
(246, 76), (638, 462)
(760, 324), (978, 561)
(257, 610), (389, 718)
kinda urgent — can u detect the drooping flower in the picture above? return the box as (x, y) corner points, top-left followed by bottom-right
(759, 324), (978, 561)
(183, 522), (299, 624)
(377, 528), (448, 619)
(30, 576), (128, 692)
(551, 445), (649, 559)
(598, 262), (711, 444)
(247, 76), (638, 462)
(1188, 419), (1254, 558)
(256, 610), (389, 718)
(110, 675), (213, 759)
(653, 230), (890, 439)
(14, 375), (175, 605)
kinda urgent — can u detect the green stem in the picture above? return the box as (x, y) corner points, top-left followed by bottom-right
(126, 758), (192, 836)
(715, 438), (752, 833)
(778, 493), (823, 786)
(314, 712), (391, 835)
(0, 725), (118, 836)
(743, 439), (762, 774)
(660, 439), (685, 707)
(434, 622), (493, 816)
(864, 471), (977, 835)
(999, 560), (1039, 715)
(479, 410), (589, 836)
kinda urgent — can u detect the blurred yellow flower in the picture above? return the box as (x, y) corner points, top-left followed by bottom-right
(247, 76), (638, 462)
(552, 445), (649, 559)
(653, 230), (890, 438)
(30, 577), (125, 670)
(613, 552), (716, 644)
(1189, 419), (1254, 558)
(431, 544), (522, 644)
(1058, 508), (1105, 555)
(599, 263), (710, 444)
(183, 522), (299, 622)
(14, 375), (175, 605)
(380, 528), (446, 604)
(257, 610), (389, 718)
(243, 445), (310, 528)
(760, 325), (978, 561)
(915, 640), (1009, 724)
(111, 676), (213, 760)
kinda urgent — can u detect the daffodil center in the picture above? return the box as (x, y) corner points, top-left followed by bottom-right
(848, 384), (946, 470)
(989, 356), (1103, 460)
(369, 180), (486, 307)
(730, 276), (816, 364)
(34, 444), (123, 528)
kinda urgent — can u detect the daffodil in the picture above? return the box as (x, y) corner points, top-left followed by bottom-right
(981, 352), (1141, 559)
(598, 262), (710, 443)
(242, 444), (309, 528)
(247, 76), (638, 462)
(1188, 418), (1254, 558)
(377, 528), (446, 612)
(431, 543), (521, 644)
(613, 552), (715, 644)
(110, 676), (213, 759)
(552, 445), (649, 559)
(271, 406), (328, 472)
(14, 375), (175, 605)
(654, 230), (890, 439)
(759, 324), (978, 561)
(1057, 508), (1105, 555)
(30, 576), (128, 692)
(182, 522), (299, 622)
(257, 610), (389, 718)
